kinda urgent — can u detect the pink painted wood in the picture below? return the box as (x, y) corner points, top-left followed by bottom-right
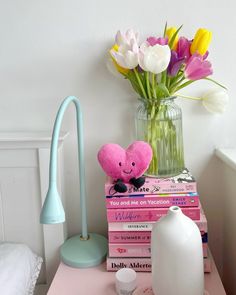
(48, 252), (226, 295)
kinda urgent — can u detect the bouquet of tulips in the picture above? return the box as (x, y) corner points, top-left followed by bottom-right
(109, 25), (228, 113)
(109, 25), (228, 176)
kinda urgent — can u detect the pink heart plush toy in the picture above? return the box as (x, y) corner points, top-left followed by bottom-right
(97, 141), (152, 193)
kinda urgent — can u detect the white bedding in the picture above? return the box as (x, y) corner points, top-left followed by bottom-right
(0, 243), (43, 295)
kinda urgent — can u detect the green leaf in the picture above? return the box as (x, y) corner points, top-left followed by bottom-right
(145, 72), (152, 98)
(161, 70), (167, 84)
(133, 68), (148, 98)
(204, 77), (227, 90)
(126, 71), (143, 97)
(163, 21), (168, 37)
(169, 76), (185, 93)
(151, 105), (156, 118)
(168, 25), (183, 49)
(156, 83), (170, 98)
(174, 80), (194, 92)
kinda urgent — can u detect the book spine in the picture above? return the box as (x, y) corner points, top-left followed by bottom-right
(203, 243), (208, 257)
(106, 195), (199, 209)
(108, 218), (207, 233)
(108, 222), (156, 232)
(109, 231), (152, 243)
(109, 243), (151, 257)
(108, 231), (208, 244)
(107, 257), (152, 272)
(108, 243), (208, 258)
(105, 182), (197, 196)
(107, 207), (200, 222)
(204, 257), (212, 273)
(106, 257), (211, 273)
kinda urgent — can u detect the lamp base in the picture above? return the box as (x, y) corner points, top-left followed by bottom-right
(60, 233), (108, 268)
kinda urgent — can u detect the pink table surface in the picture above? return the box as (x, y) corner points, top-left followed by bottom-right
(48, 253), (226, 295)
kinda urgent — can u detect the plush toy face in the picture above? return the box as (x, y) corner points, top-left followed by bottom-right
(97, 141), (152, 183)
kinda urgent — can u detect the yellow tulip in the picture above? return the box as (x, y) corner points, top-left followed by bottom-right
(109, 44), (129, 75)
(190, 28), (212, 56)
(165, 27), (179, 50)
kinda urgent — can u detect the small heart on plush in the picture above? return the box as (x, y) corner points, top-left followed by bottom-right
(97, 141), (152, 183)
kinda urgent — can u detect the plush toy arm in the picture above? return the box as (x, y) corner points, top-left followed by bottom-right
(129, 176), (145, 189)
(114, 179), (127, 193)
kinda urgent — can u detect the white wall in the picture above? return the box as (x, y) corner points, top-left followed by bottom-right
(0, 0), (235, 277)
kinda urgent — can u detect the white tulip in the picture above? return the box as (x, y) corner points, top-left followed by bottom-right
(116, 29), (139, 47)
(139, 43), (171, 74)
(110, 46), (139, 69)
(106, 57), (122, 78)
(110, 29), (139, 69)
(201, 89), (229, 114)
(138, 42), (149, 71)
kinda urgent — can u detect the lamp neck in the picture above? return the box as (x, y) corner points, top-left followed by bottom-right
(49, 96), (88, 239)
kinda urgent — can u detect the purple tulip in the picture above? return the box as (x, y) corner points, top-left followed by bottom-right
(147, 37), (168, 46)
(185, 54), (213, 80)
(176, 37), (191, 61)
(167, 51), (185, 76)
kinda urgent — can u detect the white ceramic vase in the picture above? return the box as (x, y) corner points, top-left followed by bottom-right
(151, 206), (204, 295)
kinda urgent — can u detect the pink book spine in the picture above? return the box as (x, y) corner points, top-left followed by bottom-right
(106, 196), (199, 209)
(106, 257), (211, 273)
(109, 231), (152, 243)
(107, 207), (200, 222)
(204, 256), (212, 273)
(108, 231), (208, 244)
(108, 243), (208, 258)
(105, 183), (197, 196)
(109, 243), (151, 257)
(105, 180), (197, 196)
(203, 243), (208, 257)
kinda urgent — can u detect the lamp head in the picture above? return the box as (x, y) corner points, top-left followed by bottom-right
(40, 184), (65, 224)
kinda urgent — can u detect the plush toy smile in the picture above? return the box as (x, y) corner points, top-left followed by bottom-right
(123, 169), (132, 174)
(97, 141), (152, 193)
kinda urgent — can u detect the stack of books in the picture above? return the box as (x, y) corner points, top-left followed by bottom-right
(104, 168), (211, 272)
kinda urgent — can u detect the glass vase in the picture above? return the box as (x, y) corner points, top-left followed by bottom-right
(135, 97), (185, 177)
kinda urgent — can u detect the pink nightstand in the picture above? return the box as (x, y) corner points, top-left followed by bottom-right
(48, 252), (226, 295)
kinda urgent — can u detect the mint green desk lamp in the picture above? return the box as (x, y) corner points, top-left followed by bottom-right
(40, 96), (107, 268)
